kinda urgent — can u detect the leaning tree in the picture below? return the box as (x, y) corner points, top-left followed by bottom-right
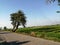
(10, 10), (26, 32)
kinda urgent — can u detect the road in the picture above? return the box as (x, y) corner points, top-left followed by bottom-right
(0, 31), (60, 45)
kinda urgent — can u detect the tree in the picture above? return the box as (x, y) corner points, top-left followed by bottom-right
(47, 0), (60, 13)
(46, 0), (60, 6)
(10, 10), (26, 32)
(4, 26), (7, 30)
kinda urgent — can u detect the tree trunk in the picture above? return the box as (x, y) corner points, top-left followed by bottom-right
(12, 25), (15, 32)
(23, 24), (26, 28)
(23, 25), (25, 28)
(13, 24), (19, 32)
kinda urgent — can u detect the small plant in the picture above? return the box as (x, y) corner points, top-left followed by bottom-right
(30, 32), (36, 37)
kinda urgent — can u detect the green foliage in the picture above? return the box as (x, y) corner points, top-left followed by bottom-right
(10, 10), (26, 32)
(4, 26), (7, 30)
(47, 0), (60, 6)
(16, 25), (60, 33)
(46, 32), (60, 38)
(57, 11), (60, 13)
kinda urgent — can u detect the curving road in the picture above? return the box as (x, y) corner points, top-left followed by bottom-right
(0, 31), (60, 45)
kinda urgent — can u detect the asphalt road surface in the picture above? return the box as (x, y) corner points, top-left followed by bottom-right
(0, 31), (60, 45)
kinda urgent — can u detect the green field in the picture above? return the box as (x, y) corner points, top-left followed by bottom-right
(15, 24), (60, 42)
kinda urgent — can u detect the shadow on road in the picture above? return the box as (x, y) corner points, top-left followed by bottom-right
(0, 41), (30, 45)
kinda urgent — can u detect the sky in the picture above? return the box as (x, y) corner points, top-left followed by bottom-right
(0, 0), (60, 28)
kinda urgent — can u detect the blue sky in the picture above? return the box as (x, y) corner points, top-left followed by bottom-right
(0, 0), (60, 28)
